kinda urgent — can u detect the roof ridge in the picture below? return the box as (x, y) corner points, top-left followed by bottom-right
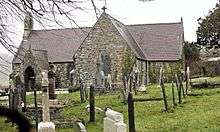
(31, 22), (182, 32)
(127, 22), (182, 27)
(32, 26), (92, 31)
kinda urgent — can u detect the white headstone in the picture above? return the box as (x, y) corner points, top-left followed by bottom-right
(77, 122), (87, 132)
(104, 109), (127, 132)
(138, 85), (146, 92)
(38, 122), (55, 132)
(187, 67), (191, 93)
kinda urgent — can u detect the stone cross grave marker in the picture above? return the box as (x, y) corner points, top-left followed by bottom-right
(38, 71), (55, 132)
(48, 69), (56, 99)
(42, 71), (50, 122)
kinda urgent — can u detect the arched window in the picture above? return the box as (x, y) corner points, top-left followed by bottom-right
(101, 51), (111, 76)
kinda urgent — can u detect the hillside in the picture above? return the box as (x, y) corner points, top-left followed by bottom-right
(0, 53), (13, 87)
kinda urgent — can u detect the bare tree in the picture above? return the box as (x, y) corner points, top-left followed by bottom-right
(0, 0), (104, 76)
(0, 0), (153, 75)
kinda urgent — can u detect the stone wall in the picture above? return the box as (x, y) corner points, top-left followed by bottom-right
(52, 62), (74, 88)
(12, 63), (43, 90)
(189, 59), (220, 77)
(12, 62), (74, 89)
(74, 14), (136, 86)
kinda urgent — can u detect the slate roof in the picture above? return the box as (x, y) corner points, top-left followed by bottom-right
(13, 28), (90, 63)
(106, 14), (146, 60)
(127, 22), (184, 61)
(13, 13), (184, 63)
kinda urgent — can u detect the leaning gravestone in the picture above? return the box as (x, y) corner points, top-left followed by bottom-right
(104, 108), (127, 132)
(38, 71), (55, 132)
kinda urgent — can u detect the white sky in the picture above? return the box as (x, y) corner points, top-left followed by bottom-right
(0, 0), (218, 54)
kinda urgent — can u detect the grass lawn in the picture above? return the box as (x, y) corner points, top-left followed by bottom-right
(1, 82), (220, 132)
(57, 83), (220, 132)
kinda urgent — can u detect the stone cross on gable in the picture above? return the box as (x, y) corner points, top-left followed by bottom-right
(102, 0), (107, 12)
(102, 6), (107, 13)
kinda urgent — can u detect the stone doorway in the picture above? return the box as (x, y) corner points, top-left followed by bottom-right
(24, 66), (35, 92)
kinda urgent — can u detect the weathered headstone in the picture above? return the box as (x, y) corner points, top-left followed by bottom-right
(171, 80), (176, 106)
(77, 122), (87, 132)
(180, 72), (185, 98)
(48, 69), (56, 99)
(186, 67), (191, 94)
(15, 73), (22, 111)
(89, 85), (95, 122)
(104, 108), (127, 132)
(12, 88), (20, 111)
(79, 77), (85, 103)
(128, 92), (135, 132)
(159, 67), (168, 111)
(42, 71), (50, 122)
(8, 78), (14, 110)
(175, 74), (182, 104)
(38, 71), (55, 132)
(139, 69), (146, 91)
(107, 74), (112, 90)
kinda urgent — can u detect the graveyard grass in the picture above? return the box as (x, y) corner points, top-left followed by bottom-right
(57, 83), (220, 132)
(1, 79), (220, 131)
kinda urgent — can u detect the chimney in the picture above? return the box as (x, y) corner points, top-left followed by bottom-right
(23, 12), (33, 41)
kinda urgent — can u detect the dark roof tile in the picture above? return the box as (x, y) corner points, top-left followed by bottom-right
(13, 15), (184, 63)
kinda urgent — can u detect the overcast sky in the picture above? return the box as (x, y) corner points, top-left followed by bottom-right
(0, 0), (218, 54)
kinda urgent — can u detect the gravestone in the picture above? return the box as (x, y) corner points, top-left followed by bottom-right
(76, 122), (87, 132)
(8, 78), (14, 110)
(38, 71), (55, 132)
(12, 88), (20, 111)
(15, 73), (23, 111)
(107, 74), (112, 90)
(104, 108), (127, 132)
(139, 61), (147, 91)
(48, 69), (56, 99)
(186, 67), (191, 93)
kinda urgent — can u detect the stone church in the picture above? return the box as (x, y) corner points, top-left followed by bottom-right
(12, 11), (184, 90)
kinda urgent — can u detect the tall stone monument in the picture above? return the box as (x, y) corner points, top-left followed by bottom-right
(48, 66), (56, 99)
(38, 71), (55, 132)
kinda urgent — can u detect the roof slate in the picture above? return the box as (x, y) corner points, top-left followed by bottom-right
(13, 14), (184, 63)
(127, 22), (184, 61)
(13, 28), (90, 63)
(106, 14), (146, 60)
